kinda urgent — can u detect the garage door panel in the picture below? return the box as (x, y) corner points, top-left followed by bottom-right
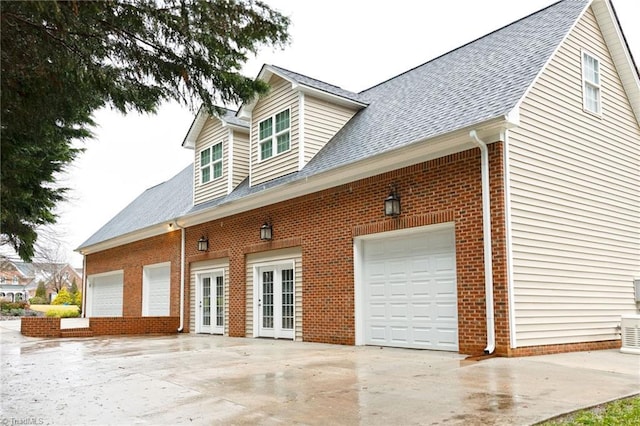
(362, 227), (458, 351)
(90, 272), (123, 317)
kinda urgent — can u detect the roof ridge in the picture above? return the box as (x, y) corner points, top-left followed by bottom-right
(360, 0), (570, 94)
(269, 64), (360, 94)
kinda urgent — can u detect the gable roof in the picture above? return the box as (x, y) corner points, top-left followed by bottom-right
(237, 64), (369, 118)
(78, 165), (193, 250)
(79, 0), (639, 251)
(182, 107), (249, 149)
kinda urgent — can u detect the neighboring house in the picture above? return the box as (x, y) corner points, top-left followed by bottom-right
(0, 260), (83, 303)
(77, 0), (639, 356)
(0, 259), (30, 302)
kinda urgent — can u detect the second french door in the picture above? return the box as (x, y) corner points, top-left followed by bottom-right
(257, 264), (294, 339)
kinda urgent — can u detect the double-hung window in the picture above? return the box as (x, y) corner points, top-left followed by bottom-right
(259, 109), (290, 161)
(582, 51), (601, 115)
(200, 142), (223, 184)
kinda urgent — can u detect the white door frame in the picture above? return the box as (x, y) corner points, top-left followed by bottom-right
(195, 269), (225, 334)
(353, 222), (455, 346)
(252, 260), (295, 340)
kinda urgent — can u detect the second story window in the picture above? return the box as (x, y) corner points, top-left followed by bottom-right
(582, 51), (601, 115)
(259, 109), (290, 161)
(200, 142), (223, 184)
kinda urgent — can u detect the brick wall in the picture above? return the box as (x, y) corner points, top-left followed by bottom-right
(89, 317), (179, 335)
(85, 231), (182, 317)
(21, 317), (61, 338)
(184, 144), (509, 355)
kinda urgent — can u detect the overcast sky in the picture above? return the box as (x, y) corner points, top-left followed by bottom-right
(43, 0), (639, 267)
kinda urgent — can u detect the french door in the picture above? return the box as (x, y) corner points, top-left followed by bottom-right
(196, 271), (224, 334)
(257, 264), (295, 339)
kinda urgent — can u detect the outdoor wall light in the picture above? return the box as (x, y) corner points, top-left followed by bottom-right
(197, 236), (209, 252)
(384, 184), (401, 218)
(260, 222), (273, 241)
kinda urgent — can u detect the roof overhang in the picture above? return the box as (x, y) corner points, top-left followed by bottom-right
(77, 222), (178, 256)
(593, 0), (640, 123)
(237, 64), (368, 119)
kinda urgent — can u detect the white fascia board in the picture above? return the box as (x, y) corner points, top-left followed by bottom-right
(221, 122), (249, 132)
(292, 83), (368, 109)
(507, 0), (591, 122)
(178, 117), (508, 228)
(593, 0), (640, 123)
(182, 108), (208, 149)
(76, 222), (177, 256)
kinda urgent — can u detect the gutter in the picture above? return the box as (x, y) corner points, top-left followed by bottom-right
(469, 130), (496, 355)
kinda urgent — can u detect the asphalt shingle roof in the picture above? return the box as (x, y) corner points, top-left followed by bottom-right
(79, 0), (590, 249)
(78, 165), (193, 248)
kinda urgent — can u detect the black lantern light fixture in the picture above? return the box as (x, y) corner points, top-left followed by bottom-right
(384, 184), (401, 218)
(260, 222), (273, 241)
(197, 235), (209, 252)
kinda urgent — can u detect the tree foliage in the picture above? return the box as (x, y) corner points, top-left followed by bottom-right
(1, 0), (289, 260)
(35, 281), (46, 299)
(51, 286), (73, 305)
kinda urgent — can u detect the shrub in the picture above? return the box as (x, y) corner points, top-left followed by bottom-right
(51, 287), (73, 305)
(29, 296), (47, 305)
(35, 281), (47, 299)
(0, 300), (29, 311)
(74, 291), (82, 307)
(45, 309), (80, 318)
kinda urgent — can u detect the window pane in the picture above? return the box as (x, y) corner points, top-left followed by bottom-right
(259, 118), (273, 141)
(201, 166), (210, 183)
(200, 148), (210, 166)
(275, 110), (290, 133)
(281, 269), (294, 330)
(212, 143), (222, 161)
(216, 276), (224, 327)
(583, 53), (599, 85)
(213, 162), (222, 179)
(585, 84), (600, 113)
(277, 132), (290, 153)
(260, 139), (272, 160)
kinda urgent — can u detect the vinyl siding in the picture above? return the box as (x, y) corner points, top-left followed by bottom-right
(508, 7), (640, 347)
(251, 75), (299, 186)
(232, 130), (250, 189)
(246, 247), (303, 341)
(303, 95), (358, 165)
(194, 117), (229, 205)
(189, 259), (230, 335)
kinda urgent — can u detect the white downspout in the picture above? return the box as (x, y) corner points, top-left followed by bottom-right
(174, 222), (186, 332)
(470, 130), (495, 354)
(82, 255), (87, 318)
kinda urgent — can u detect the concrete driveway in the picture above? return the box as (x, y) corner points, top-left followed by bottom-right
(1, 319), (638, 425)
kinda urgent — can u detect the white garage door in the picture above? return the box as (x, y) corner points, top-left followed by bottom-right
(362, 227), (458, 351)
(89, 272), (124, 317)
(143, 263), (170, 316)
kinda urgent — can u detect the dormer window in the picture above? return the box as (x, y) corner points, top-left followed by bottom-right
(259, 109), (290, 160)
(200, 142), (223, 184)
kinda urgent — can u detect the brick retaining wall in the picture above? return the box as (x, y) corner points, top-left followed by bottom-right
(20, 316), (179, 338)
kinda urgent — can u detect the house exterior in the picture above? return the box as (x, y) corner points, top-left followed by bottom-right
(0, 259), (83, 303)
(76, 0), (639, 356)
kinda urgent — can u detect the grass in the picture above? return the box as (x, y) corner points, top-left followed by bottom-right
(538, 395), (640, 425)
(29, 304), (79, 314)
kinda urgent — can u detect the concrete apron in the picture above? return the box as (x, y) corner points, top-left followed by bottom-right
(1, 320), (638, 426)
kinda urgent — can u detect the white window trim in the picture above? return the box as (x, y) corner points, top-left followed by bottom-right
(195, 268), (225, 334)
(199, 142), (224, 185)
(258, 108), (291, 162)
(581, 49), (602, 116)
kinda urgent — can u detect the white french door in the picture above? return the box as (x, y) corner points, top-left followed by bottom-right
(196, 271), (224, 334)
(256, 264), (295, 339)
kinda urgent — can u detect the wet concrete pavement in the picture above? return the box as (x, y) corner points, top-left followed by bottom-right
(1, 319), (638, 425)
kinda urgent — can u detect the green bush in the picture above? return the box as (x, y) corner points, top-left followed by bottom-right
(0, 300), (29, 311)
(35, 281), (47, 299)
(29, 296), (47, 305)
(45, 308), (80, 318)
(51, 287), (73, 305)
(74, 291), (82, 307)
